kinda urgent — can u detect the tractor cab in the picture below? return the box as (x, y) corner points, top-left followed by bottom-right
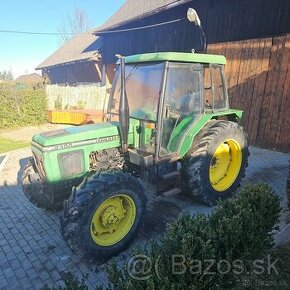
(108, 52), (231, 176)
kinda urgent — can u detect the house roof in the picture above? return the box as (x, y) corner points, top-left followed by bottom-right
(96, 0), (191, 32)
(15, 73), (44, 83)
(36, 30), (102, 69)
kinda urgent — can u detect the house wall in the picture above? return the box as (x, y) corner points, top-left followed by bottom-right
(208, 34), (290, 153)
(43, 61), (102, 85)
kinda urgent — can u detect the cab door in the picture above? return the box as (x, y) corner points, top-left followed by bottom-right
(159, 62), (203, 156)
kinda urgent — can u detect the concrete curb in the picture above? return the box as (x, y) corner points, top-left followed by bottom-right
(0, 147), (31, 173)
(0, 146), (31, 155)
(0, 154), (9, 173)
(275, 223), (290, 246)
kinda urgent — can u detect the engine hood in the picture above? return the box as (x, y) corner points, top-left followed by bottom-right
(32, 122), (124, 147)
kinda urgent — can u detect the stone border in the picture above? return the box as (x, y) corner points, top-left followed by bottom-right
(0, 154), (9, 173)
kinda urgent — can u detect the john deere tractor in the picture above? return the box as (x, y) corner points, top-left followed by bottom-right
(22, 51), (249, 260)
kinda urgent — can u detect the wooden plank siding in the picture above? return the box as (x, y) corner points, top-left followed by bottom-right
(208, 34), (290, 153)
(43, 61), (102, 85)
(99, 0), (290, 64)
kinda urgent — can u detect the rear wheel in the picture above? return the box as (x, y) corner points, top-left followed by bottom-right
(182, 120), (249, 205)
(60, 172), (146, 261)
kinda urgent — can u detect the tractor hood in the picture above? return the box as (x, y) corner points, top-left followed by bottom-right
(32, 122), (129, 148)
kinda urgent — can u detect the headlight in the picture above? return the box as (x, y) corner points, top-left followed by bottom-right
(58, 150), (85, 178)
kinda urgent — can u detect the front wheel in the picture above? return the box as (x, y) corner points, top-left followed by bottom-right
(182, 120), (249, 205)
(60, 172), (146, 261)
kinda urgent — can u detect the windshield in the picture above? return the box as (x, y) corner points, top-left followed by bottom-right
(109, 62), (164, 121)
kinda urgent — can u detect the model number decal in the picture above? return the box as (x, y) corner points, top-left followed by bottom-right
(95, 136), (119, 143)
(52, 136), (120, 151)
(54, 143), (73, 150)
(54, 136), (119, 150)
(48, 135), (120, 151)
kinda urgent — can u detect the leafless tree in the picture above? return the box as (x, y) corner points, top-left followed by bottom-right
(58, 8), (92, 45)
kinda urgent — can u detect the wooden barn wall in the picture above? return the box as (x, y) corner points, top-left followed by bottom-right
(100, 0), (290, 64)
(98, 0), (290, 152)
(208, 34), (290, 153)
(43, 61), (101, 85)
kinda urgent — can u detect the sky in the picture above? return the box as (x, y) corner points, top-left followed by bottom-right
(0, 0), (126, 78)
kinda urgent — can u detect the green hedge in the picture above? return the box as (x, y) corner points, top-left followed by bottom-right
(0, 82), (47, 129)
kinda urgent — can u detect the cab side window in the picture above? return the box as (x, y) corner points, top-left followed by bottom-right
(204, 66), (212, 110)
(204, 65), (228, 112)
(211, 65), (228, 111)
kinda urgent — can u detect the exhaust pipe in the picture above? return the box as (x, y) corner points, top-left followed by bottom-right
(116, 54), (129, 152)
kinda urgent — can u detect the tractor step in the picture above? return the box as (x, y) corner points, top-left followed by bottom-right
(158, 171), (182, 196)
(162, 187), (182, 197)
(162, 171), (180, 180)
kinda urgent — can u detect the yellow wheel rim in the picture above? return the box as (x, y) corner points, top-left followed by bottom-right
(90, 194), (136, 247)
(209, 139), (242, 192)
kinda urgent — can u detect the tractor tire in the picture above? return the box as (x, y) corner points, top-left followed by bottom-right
(22, 158), (68, 211)
(60, 172), (147, 261)
(181, 120), (249, 205)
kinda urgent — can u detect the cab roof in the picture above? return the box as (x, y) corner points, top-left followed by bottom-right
(123, 52), (226, 65)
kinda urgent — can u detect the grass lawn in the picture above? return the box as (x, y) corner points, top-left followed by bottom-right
(0, 137), (30, 154)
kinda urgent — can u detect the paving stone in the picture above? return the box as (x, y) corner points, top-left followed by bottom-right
(38, 270), (50, 283)
(2, 245), (11, 254)
(9, 258), (21, 271)
(32, 278), (45, 290)
(17, 252), (28, 262)
(26, 268), (39, 280)
(8, 280), (22, 290)
(32, 260), (45, 273)
(43, 261), (54, 273)
(0, 273), (8, 285)
(21, 259), (34, 271)
(49, 270), (62, 283)
(27, 252), (39, 263)
(18, 239), (28, 248)
(20, 277), (34, 290)
(3, 267), (15, 279)
(5, 251), (17, 262)
(14, 267), (28, 279)
(7, 239), (17, 247)
(0, 259), (10, 269)
(12, 245), (22, 254)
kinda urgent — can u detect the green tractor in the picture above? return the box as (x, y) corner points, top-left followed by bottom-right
(22, 51), (249, 260)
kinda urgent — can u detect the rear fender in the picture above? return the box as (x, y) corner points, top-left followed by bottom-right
(178, 110), (243, 158)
